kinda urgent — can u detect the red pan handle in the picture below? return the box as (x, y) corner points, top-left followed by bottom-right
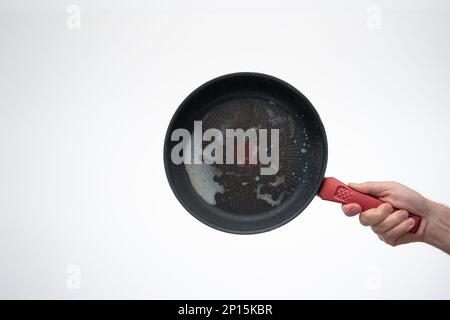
(318, 177), (421, 233)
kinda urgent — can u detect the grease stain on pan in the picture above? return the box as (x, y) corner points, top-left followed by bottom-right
(270, 175), (285, 187)
(184, 139), (224, 205)
(256, 184), (286, 207)
(287, 116), (296, 138)
(185, 163), (224, 205)
(266, 108), (286, 125)
(266, 108), (296, 138)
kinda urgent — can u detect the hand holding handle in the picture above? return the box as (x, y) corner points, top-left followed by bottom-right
(318, 177), (421, 233)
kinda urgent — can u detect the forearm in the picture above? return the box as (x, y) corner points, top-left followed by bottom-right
(424, 201), (450, 254)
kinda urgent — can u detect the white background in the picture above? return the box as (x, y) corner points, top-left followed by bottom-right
(0, 0), (449, 299)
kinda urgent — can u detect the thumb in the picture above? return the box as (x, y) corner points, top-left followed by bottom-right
(348, 181), (389, 197)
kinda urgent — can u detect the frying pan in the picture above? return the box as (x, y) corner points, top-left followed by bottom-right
(163, 72), (421, 234)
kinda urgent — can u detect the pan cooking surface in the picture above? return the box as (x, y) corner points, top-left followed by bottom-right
(188, 96), (315, 215)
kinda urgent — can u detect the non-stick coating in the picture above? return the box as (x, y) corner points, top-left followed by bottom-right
(164, 73), (328, 234)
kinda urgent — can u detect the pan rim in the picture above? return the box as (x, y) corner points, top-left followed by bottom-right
(163, 72), (328, 234)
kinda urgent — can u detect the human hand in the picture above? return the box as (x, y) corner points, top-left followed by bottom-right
(341, 181), (450, 253)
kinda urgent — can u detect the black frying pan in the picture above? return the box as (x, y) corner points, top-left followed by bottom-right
(163, 72), (421, 234)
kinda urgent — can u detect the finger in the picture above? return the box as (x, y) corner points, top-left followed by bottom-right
(348, 181), (395, 197)
(389, 230), (419, 246)
(359, 203), (393, 226)
(381, 218), (416, 246)
(342, 203), (361, 216)
(371, 209), (409, 234)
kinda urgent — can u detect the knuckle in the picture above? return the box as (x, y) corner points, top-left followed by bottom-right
(344, 211), (354, 217)
(342, 207), (353, 216)
(387, 181), (401, 189)
(383, 236), (397, 246)
(359, 208), (382, 226)
(396, 210), (408, 221)
(371, 225), (382, 234)
(359, 212), (369, 226)
(386, 240), (395, 246)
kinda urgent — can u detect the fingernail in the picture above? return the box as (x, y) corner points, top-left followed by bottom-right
(350, 208), (360, 215)
(408, 218), (415, 226)
(383, 204), (392, 213)
(398, 210), (408, 219)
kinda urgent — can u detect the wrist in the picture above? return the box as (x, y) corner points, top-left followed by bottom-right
(423, 200), (450, 254)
